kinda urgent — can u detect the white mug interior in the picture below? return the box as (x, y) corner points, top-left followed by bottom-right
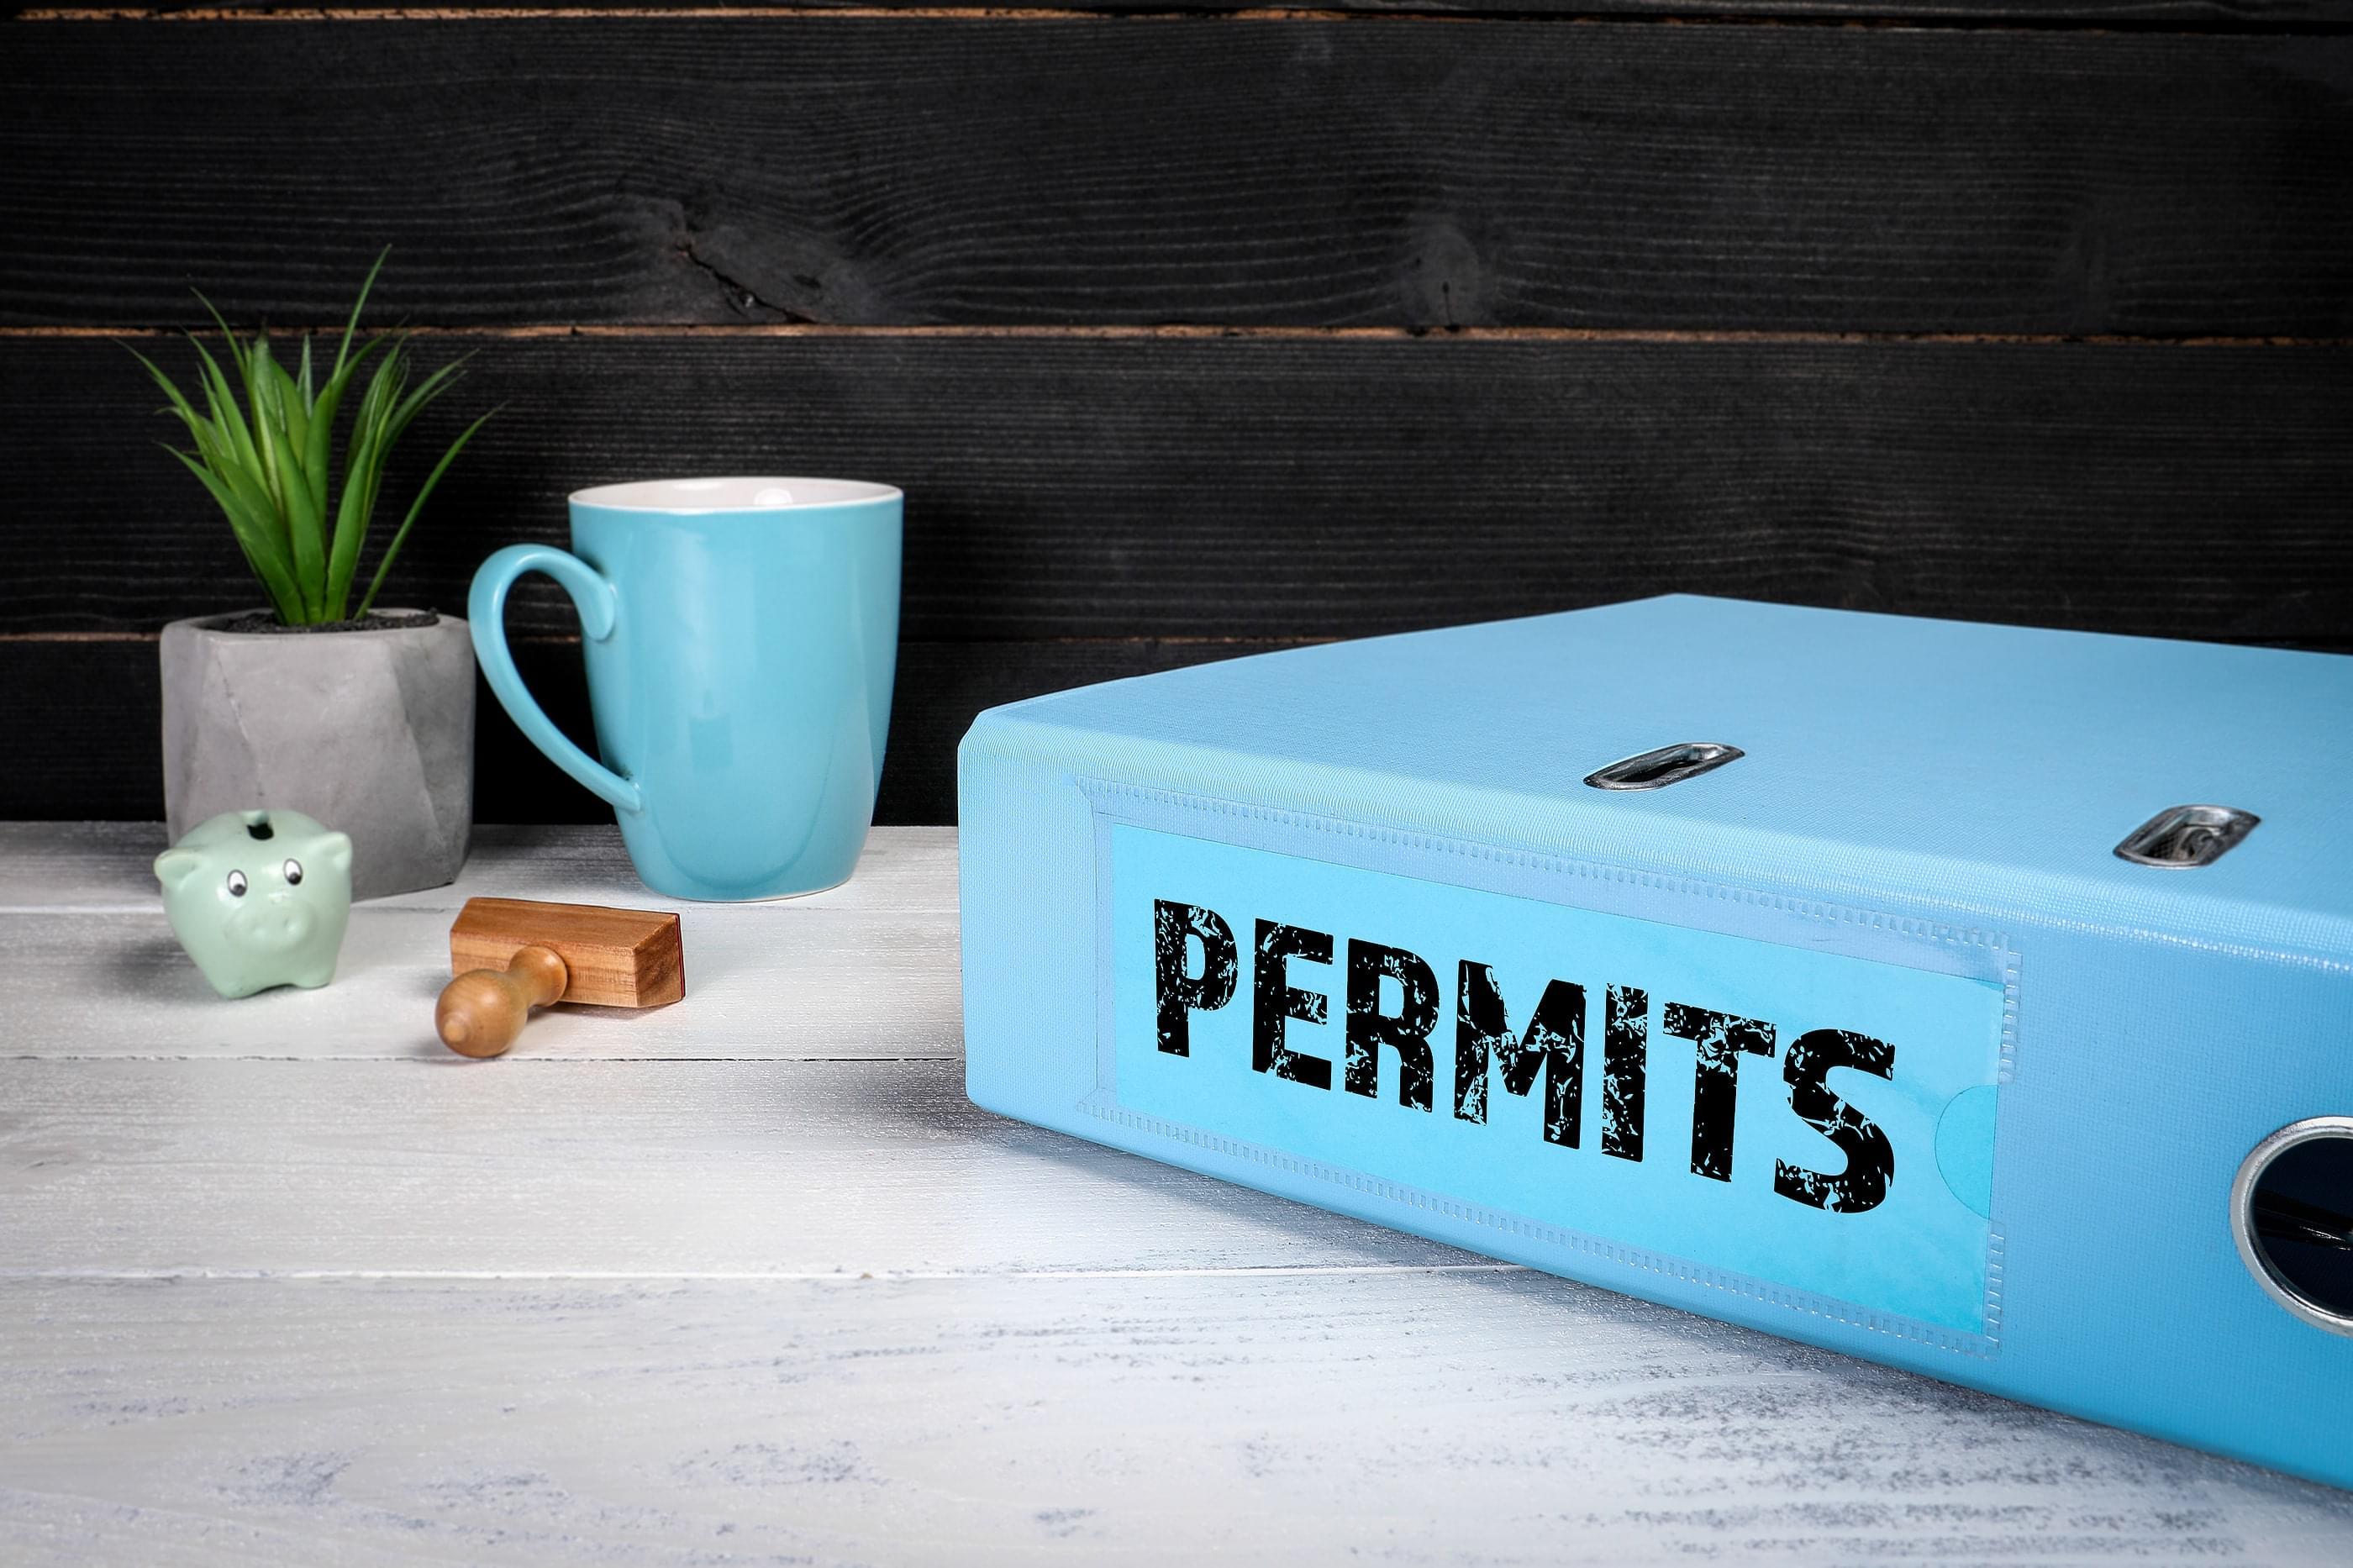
(570, 476), (901, 513)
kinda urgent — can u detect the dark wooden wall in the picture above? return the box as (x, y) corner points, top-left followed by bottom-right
(5, 3), (2349, 824)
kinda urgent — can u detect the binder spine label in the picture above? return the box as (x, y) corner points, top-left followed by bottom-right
(1092, 802), (2013, 1345)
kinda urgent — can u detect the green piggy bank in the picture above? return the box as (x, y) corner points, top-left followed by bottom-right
(155, 808), (354, 998)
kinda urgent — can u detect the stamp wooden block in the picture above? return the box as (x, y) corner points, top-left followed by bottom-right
(439, 897), (685, 1056)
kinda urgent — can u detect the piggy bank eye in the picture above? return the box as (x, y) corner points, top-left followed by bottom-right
(282, 859), (304, 887)
(225, 870), (249, 897)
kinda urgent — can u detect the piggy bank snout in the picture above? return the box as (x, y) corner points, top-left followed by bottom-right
(233, 891), (315, 950)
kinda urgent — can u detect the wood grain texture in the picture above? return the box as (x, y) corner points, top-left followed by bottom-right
(0, 636), (1278, 824)
(5, 19), (2348, 334)
(7, 334), (2350, 643)
(30, 2), (2353, 19)
(0, 823), (963, 1058)
(448, 897), (687, 1007)
(0, 1058), (1499, 1274)
(4, 1275), (2351, 1568)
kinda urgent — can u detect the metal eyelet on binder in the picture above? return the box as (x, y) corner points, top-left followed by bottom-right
(2231, 1117), (2353, 1337)
(1583, 742), (1745, 792)
(2113, 804), (2260, 868)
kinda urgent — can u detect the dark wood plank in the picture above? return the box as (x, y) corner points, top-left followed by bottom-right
(5, 18), (2348, 334)
(5, 331), (2349, 645)
(35, 2), (2353, 19)
(0, 636), (1287, 824)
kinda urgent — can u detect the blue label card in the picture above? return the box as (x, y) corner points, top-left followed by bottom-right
(1108, 823), (2007, 1338)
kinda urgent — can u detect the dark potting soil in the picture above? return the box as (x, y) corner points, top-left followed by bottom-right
(209, 609), (441, 635)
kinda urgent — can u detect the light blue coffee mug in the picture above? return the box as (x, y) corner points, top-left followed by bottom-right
(471, 477), (903, 901)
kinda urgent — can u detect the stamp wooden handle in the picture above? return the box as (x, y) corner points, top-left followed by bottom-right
(436, 944), (569, 1058)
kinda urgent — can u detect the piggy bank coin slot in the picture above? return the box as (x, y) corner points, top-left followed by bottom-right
(2113, 803), (2258, 868)
(2233, 1117), (2353, 1336)
(1583, 741), (1745, 792)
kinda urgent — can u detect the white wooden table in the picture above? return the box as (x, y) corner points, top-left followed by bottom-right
(4, 823), (2350, 1566)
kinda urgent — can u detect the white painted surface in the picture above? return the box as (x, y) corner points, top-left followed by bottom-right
(3, 824), (2349, 1565)
(0, 1059), (1476, 1277)
(0, 824), (960, 1059)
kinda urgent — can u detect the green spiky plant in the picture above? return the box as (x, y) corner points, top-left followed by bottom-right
(128, 251), (491, 626)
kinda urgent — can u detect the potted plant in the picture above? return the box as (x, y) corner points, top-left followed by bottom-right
(132, 254), (492, 898)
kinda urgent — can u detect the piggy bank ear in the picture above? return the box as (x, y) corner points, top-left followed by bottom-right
(318, 832), (354, 877)
(154, 847), (203, 892)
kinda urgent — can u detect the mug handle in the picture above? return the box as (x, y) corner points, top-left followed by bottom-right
(469, 544), (645, 816)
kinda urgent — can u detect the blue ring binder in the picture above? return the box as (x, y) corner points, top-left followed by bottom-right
(957, 595), (2353, 1488)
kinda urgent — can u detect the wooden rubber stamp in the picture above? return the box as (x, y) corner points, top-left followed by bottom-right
(435, 897), (685, 1058)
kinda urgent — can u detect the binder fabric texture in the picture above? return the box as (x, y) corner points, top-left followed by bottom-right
(956, 595), (2353, 1488)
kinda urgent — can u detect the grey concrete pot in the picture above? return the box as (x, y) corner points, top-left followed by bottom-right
(161, 609), (475, 900)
